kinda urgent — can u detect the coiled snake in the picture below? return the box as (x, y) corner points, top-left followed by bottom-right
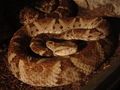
(8, 0), (113, 87)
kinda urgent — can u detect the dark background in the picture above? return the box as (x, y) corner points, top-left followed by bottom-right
(0, 0), (28, 43)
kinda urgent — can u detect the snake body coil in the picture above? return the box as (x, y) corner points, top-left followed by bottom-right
(8, 0), (114, 87)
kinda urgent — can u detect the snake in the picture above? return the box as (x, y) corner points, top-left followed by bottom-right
(8, 0), (113, 87)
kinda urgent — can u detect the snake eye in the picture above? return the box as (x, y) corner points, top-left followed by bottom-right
(36, 29), (39, 32)
(73, 25), (75, 27)
(76, 41), (87, 51)
(48, 41), (52, 44)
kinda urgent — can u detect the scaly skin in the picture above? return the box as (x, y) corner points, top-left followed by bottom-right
(8, 0), (112, 87)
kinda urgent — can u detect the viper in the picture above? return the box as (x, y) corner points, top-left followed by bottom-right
(8, 0), (114, 87)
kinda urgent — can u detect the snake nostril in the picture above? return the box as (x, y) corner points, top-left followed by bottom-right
(31, 31), (33, 34)
(53, 26), (55, 29)
(36, 29), (39, 32)
(60, 25), (63, 29)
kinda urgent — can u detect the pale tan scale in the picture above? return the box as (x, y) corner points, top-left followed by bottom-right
(60, 67), (80, 84)
(79, 17), (101, 29)
(8, 53), (16, 63)
(96, 42), (105, 60)
(19, 60), (29, 83)
(33, 19), (62, 35)
(58, 18), (76, 30)
(45, 61), (61, 86)
(73, 18), (81, 28)
(29, 42), (43, 55)
(12, 35), (21, 39)
(70, 57), (94, 75)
